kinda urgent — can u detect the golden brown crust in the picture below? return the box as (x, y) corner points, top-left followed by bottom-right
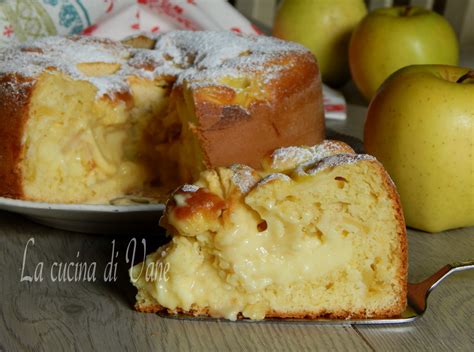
(384, 172), (408, 310)
(121, 35), (156, 49)
(369, 159), (408, 314)
(134, 303), (404, 320)
(0, 74), (35, 199)
(192, 52), (325, 169)
(169, 187), (227, 220)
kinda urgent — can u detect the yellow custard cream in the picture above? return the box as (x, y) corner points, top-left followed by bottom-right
(130, 141), (407, 320)
(22, 72), (169, 203)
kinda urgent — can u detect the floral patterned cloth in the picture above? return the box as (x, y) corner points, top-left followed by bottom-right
(0, 0), (346, 119)
(0, 0), (259, 45)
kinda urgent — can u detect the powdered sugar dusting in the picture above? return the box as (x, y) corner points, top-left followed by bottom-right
(268, 140), (352, 171)
(230, 164), (259, 194)
(149, 31), (306, 88)
(181, 184), (200, 193)
(0, 36), (131, 96)
(0, 31), (309, 98)
(0, 76), (34, 100)
(271, 146), (315, 167)
(296, 154), (376, 176)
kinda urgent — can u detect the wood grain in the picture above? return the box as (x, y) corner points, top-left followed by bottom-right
(0, 202), (473, 351)
(0, 212), (373, 351)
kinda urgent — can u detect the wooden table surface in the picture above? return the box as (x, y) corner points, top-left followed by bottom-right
(1, 48), (473, 352)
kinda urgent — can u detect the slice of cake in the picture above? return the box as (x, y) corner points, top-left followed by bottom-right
(0, 32), (324, 203)
(130, 141), (408, 320)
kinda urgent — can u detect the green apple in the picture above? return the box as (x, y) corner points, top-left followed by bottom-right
(273, 0), (367, 87)
(364, 65), (474, 233)
(349, 6), (459, 101)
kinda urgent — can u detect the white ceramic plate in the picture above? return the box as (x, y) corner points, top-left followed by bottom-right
(0, 197), (165, 235)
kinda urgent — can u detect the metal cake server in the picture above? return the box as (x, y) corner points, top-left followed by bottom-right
(159, 260), (474, 325)
(349, 259), (474, 325)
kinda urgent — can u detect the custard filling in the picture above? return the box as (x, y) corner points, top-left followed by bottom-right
(131, 162), (404, 320)
(20, 68), (267, 203)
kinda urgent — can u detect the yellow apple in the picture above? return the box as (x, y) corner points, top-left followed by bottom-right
(364, 65), (474, 233)
(349, 6), (459, 101)
(273, 0), (367, 87)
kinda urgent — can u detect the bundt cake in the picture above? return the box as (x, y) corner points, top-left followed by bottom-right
(0, 31), (324, 203)
(130, 140), (407, 320)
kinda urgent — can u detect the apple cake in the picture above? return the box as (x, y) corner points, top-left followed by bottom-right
(130, 140), (408, 320)
(0, 31), (324, 203)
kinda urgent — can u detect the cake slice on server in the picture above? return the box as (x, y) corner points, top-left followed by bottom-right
(130, 141), (407, 320)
